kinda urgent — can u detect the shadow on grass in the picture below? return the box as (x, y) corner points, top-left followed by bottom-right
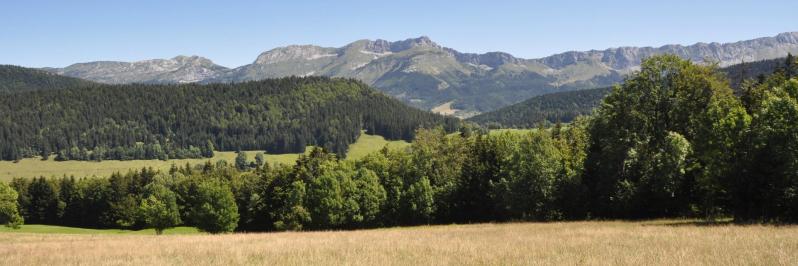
(657, 220), (734, 227)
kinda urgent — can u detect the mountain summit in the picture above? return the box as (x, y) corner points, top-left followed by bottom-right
(45, 32), (798, 117)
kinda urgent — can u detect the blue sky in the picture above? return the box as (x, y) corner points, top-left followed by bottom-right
(3, 0), (797, 68)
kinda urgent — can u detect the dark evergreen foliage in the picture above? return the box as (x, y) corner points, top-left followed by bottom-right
(0, 65), (96, 94)
(467, 87), (612, 127)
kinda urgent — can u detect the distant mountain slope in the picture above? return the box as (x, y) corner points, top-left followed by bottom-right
(469, 57), (793, 127)
(0, 76), (459, 160)
(49, 56), (229, 84)
(0, 65), (95, 93)
(44, 32), (798, 117)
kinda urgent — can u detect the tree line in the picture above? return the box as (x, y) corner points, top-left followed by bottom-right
(2, 55), (798, 232)
(0, 76), (459, 161)
(0, 126), (588, 232)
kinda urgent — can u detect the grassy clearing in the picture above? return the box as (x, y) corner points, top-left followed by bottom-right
(431, 101), (458, 116)
(488, 128), (538, 135)
(0, 132), (409, 181)
(0, 224), (200, 235)
(0, 220), (795, 265)
(0, 151), (239, 182)
(345, 133), (410, 160)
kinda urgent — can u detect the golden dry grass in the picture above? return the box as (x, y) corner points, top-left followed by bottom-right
(1, 220), (796, 265)
(431, 101), (458, 116)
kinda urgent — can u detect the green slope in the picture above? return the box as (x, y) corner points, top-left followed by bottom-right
(468, 87), (611, 128)
(0, 65), (95, 93)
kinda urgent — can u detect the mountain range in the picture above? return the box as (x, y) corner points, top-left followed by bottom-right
(44, 32), (798, 117)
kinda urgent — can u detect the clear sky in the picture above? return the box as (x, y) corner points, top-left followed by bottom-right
(3, 0), (797, 68)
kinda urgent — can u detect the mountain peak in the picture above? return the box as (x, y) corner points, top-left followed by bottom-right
(254, 45), (338, 64)
(389, 36), (441, 51)
(170, 55), (219, 67)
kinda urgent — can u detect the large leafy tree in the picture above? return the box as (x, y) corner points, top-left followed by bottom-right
(409, 128), (467, 223)
(356, 148), (408, 226)
(0, 182), (24, 228)
(404, 177), (434, 224)
(190, 180), (239, 233)
(583, 55), (746, 218)
(307, 164), (346, 228)
(272, 180), (311, 231)
(139, 183), (182, 235)
(346, 168), (387, 227)
(735, 78), (798, 222)
(493, 131), (563, 220)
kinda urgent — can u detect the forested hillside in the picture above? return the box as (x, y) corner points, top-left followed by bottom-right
(467, 87), (612, 128)
(0, 65), (95, 93)
(470, 56), (795, 127)
(0, 76), (459, 161)
(722, 55), (791, 88)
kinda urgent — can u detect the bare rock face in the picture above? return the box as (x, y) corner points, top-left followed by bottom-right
(46, 32), (798, 117)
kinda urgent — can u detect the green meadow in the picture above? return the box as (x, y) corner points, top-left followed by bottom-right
(0, 132), (409, 181)
(0, 224), (200, 235)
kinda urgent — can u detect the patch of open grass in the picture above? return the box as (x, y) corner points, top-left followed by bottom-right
(0, 220), (795, 265)
(488, 128), (538, 135)
(345, 133), (410, 160)
(0, 132), (409, 181)
(0, 224), (200, 235)
(0, 151), (259, 182)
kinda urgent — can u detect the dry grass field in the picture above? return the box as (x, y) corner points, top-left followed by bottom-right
(1, 220), (796, 265)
